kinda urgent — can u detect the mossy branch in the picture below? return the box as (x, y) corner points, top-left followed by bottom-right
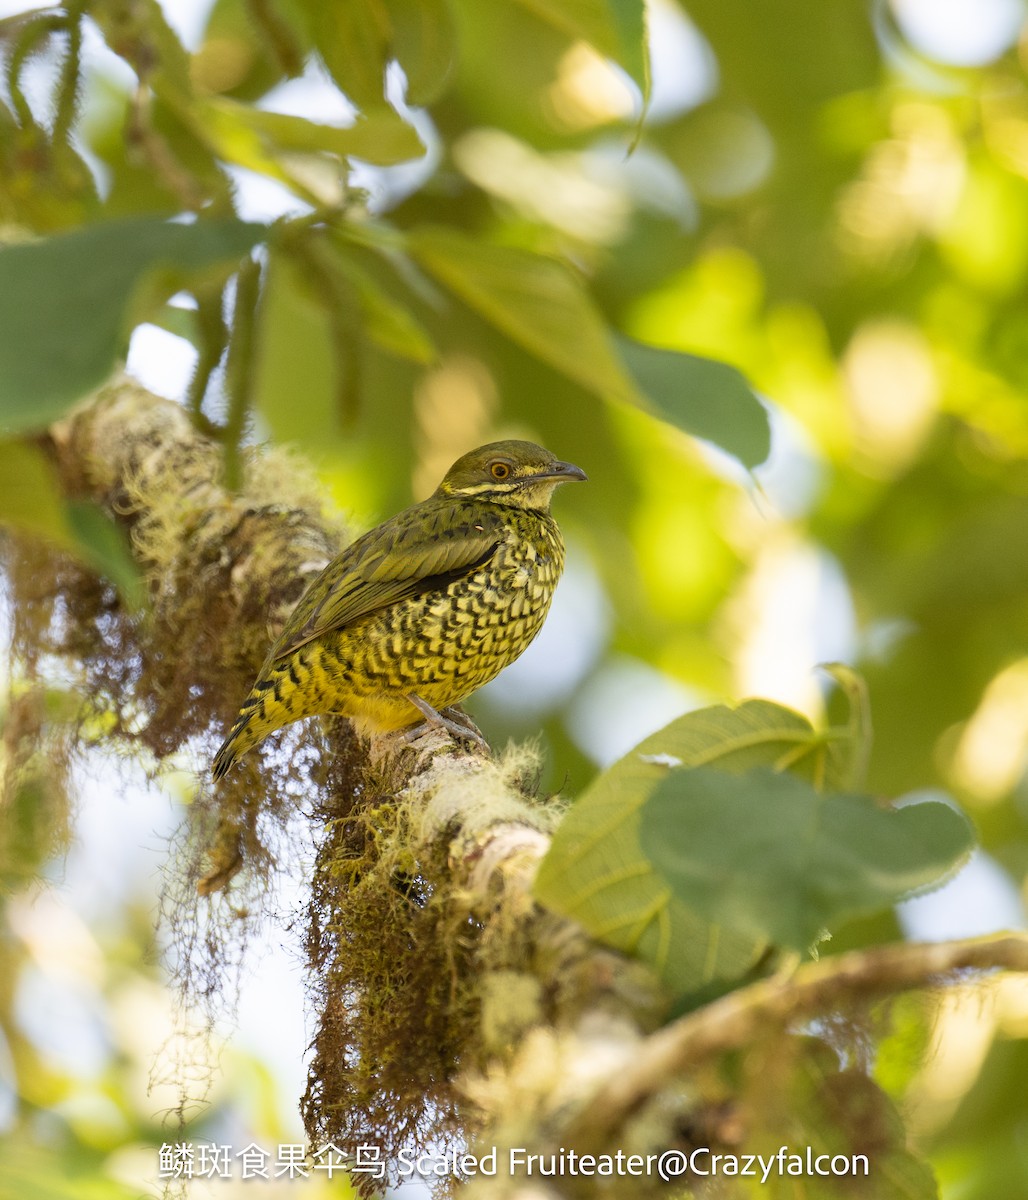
(301, 734), (663, 1174)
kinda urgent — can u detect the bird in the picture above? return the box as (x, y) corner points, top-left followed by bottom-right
(212, 440), (586, 778)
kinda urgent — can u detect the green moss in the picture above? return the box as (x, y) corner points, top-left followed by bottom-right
(302, 742), (564, 1186)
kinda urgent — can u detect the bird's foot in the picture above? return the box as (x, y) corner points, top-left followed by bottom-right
(404, 694), (491, 756)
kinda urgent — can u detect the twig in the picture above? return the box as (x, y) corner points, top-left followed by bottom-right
(186, 281), (230, 433)
(570, 932), (1028, 1147)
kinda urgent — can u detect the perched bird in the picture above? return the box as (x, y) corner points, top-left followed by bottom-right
(212, 440), (586, 778)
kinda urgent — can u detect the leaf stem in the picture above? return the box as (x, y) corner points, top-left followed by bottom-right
(53, 1), (85, 147)
(186, 281), (230, 432)
(221, 255), (263, 490)
(6, 11), (64, 128)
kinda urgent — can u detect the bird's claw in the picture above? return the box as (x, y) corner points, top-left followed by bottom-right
(404, 694), (491, 755)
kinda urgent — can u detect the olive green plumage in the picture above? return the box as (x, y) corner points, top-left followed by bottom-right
(212, 440), (586, 778)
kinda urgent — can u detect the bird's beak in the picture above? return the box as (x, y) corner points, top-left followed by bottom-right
(533, 460), (587, 484)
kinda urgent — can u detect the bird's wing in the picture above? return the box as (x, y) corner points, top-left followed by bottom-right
(269, 500), (505, 662)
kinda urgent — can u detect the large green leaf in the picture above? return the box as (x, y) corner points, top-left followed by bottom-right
(0, 218), (264, 432)
(617, 336), (770, 469)
(298, 0), (456, 111)
(408, 230), (766, 466)
(535, 700), (840, 995)
(640, 768), (974, 952)
(408, 226), (639, 403)
(605, 0), (649, 103)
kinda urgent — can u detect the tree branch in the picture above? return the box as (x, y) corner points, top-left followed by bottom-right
(570, 932), (1028, 1149)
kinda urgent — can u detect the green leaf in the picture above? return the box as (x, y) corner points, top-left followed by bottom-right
(66, 502), (145, 610)
(0, 444), (142, 606)
(535, 700), (832, 995)
(606, 0), (649, 106)
(253, 251), (341, 446)
(195, 0), (310, 101)
(0, 440), (75, 548)
(332, 246), (437, 364)
(639, 768), (974, 952)
(297, 0), (391, 111)
(385, 0), (457, 105)
(515, 0), (650, 101)
(821, 661), (873, 791)
(0, 218), (264, 433)
(408, 230), (769, 470)
(147, 301), (202, 347)
(617, 336), (770, 469)
(199, 98), (424, 172)
(408, 226), (639, 403)
(779, 1043), (939, 1200)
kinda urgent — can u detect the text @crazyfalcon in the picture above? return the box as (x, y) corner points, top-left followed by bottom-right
(395, 1145), (871, 1182)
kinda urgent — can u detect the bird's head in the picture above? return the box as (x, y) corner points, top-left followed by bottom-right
(436, 440), (587, 511)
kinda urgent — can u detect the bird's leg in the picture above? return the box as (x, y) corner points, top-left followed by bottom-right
(404, 694), (491, 755)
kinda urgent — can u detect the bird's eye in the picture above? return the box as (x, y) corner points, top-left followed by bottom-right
(490, 461), (511, 480)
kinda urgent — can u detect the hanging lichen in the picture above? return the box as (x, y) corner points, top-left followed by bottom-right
(3, 379), (349, 1070)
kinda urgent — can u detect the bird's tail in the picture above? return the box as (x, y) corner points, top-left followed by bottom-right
(212, 681), (282, 780)
(212, 647), (332, 778)
(212, 711), (254, 780)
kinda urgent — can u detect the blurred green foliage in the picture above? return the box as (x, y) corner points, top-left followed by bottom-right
(1, 0), (1028, 1196)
